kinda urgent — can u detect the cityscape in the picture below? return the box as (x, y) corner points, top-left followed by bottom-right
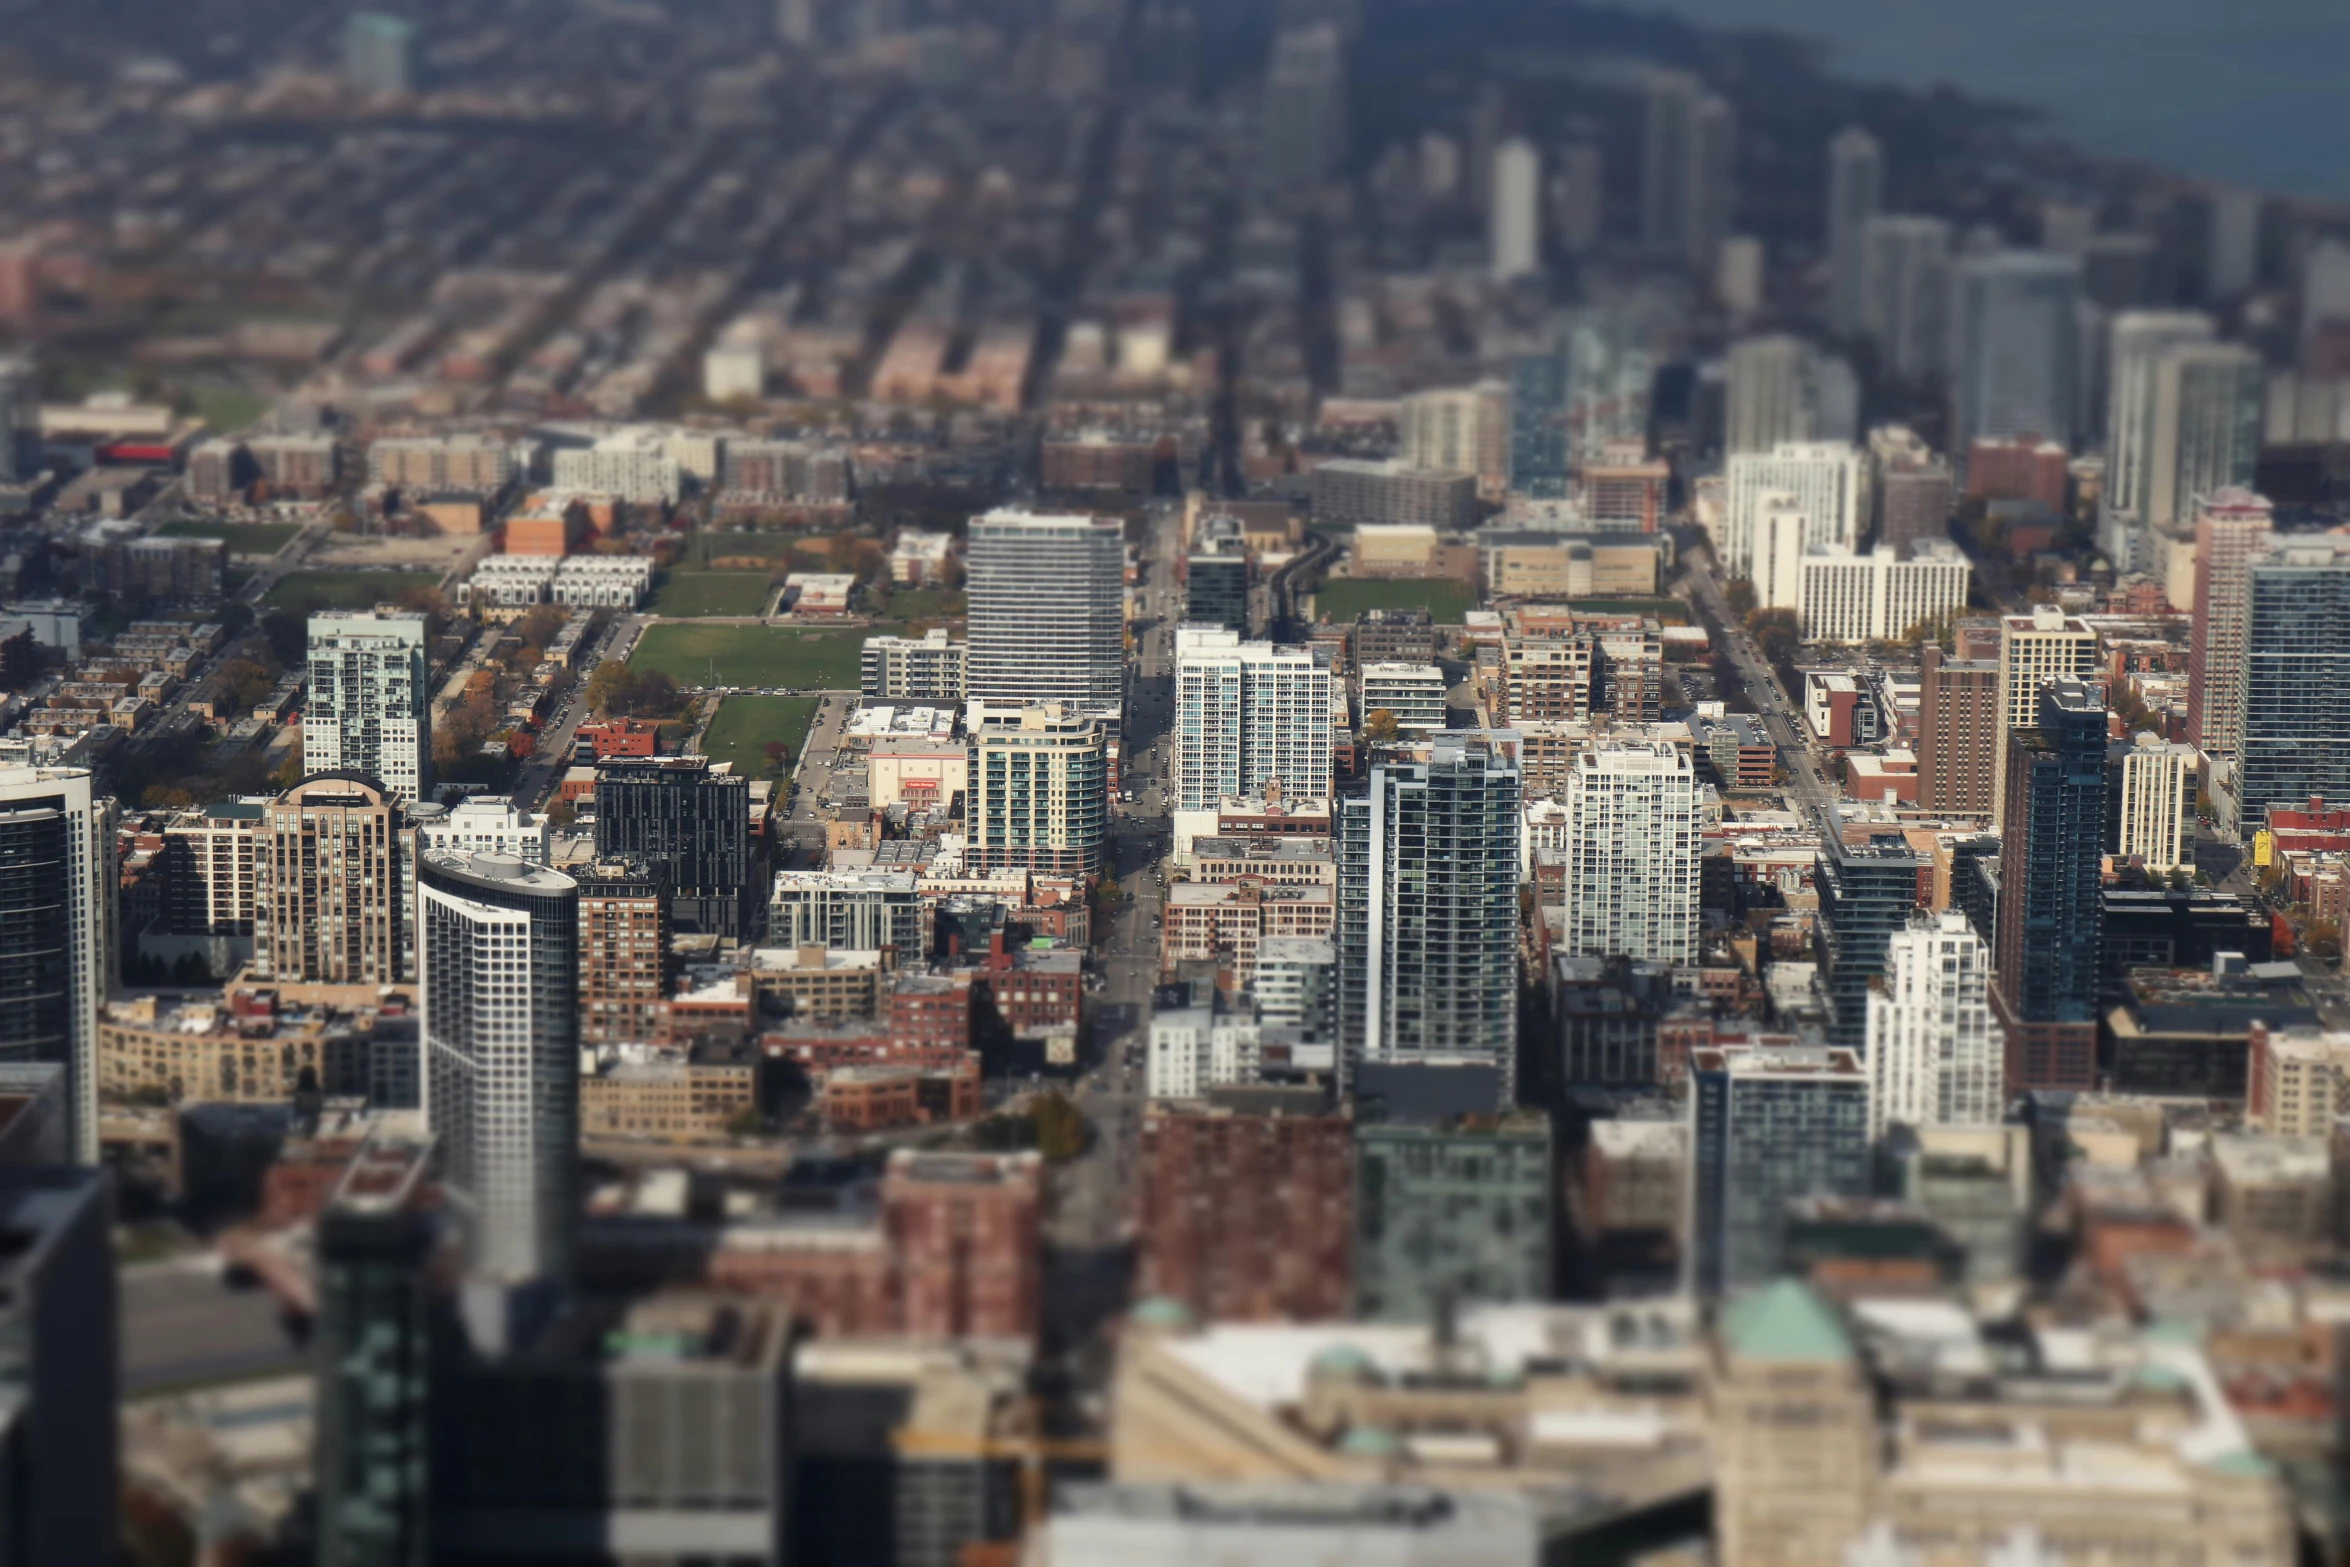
(3, 0), (2350, 1562)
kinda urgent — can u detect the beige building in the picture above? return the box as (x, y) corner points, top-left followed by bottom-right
(97, 992), (370, 1104)
(1350, 523), (1442, 578)
(2250, 1025), (2350, 1137)
(1188, 836), (1336, 889)
(2116, 732), (2199, 872)
(1992, 607), (2102, 822)
(1159, 881), (1335, 983)
(748, 945), (884, 1022)
(866, 738), (970, 811)
(1481, 533), (1664, 599)
(254, 774), (412, 986)
(579, 1046), (758, 1140)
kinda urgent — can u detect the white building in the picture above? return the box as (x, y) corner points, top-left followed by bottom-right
(1750, 491), (1811, 612)
(1172, 627), (1334, 811)
(888, 530), (954, 585)
(1254, 936), (1336, 1063)
(862, 628), (969, 704)
(2101, 311), (2217, 565)
(1400, 383), (1510, 494)
(1561, 740), (1700, 963)
(2116, 732), (2198, 873)
(413, 796), (550, 865)
(1490, 138), (1541, 282)
(1722, 441), (1866, 584)
(965, 509), (1126, 707)
(0, 766), (116, 1162)
(549, 430), (682, 505)
(1992, 607), (2102, 823)
(1359, 663), (1447, 734)
(305, 610), (432, 805)
(418, 851), (580, 1287)
(1146, 1001), (1264, 1099)
(1866, 910), (2001, 1140)
(1798, 542), (1972, 642)
(1862, 215), (1953, 383)
(464, 555), (559, 609)
(551, 555), (655, 609)
(1726, 336), (1824, 456)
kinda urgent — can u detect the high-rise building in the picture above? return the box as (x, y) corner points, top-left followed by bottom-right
(1186, 521), (1251, 635)
(1401, 383), (1511, 496)
(1261, 23), (1348, 189)
(965, 509), (1125, 708)
(1917, 646), (2001, 817)
(1993, 682), (2109, 1093)
(1866, 912), (1999, 1139)
(860, 628), (967, 704)
(1797, 542), (1970, 643)
(1866, 426), (1952, 554)
(1354, 1113), (1552, 1321)
(592, 758), (752, 939)
(2113, 733), (2198, 873)
(1722, 441), (1866, 583)
(2100, 311), (2217, 566)
(0, 1167), (116, 1563)
(0, 768), (115, 1165)
(2238, 536), (2350, 837)
(575, 859), (669, 1047)
(306, 611), (432, 806)
(162, 798), (267, 942)
(884, 1149), (1045, 1340)
(1135, 1102), (1353, 1322)
(1688, 1043), (1871, 1297)
(2143, 344), (2265, 550)
(2187, 486), (2276, 753)
(0, 357), (31, 485)
(313, 1130), (435, 1567)
(344, 10), (417, 96)
(1561, 739), (1699, 964)
(1490, 138), (1541, 282)
(966, 702), (1109, 877)
(1816, 823), (1929, 1049)
(1825, 127), (1883, 339)
(1172, 628), (1333, 811)
(411, 794), (549, 865)
(419, 851), (580, 1287)
(1991, 607), (2101, 824)
(257, 774), (413, 987)
(1339, 733), (1522, 1096)
(1640, 71), (1734, 272)
(1358, 662), (1448, 733)
(1948, 252), (2083, 452)
(1861, 215), (1953, 382)
(1507, 340), (1570, 499)
(1726, 336), (1820, 456)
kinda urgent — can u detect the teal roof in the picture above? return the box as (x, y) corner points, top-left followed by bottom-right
(1130, 1296), (1193, 1330)
(207, 801), (265, 821)
(1310, 1343), (1374, 1376)
(1337, 1425), (1400, 1458)
(2144, 1318), (2204, 1346)
(2207, 1449), (2278, 1480)
(2133, 1362), (2190, 1394)
(1720, 1280), (1855, 1364)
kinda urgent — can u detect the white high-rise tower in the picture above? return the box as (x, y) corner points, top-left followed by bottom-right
(305, 610), (432, 805)
(1866, 910), (2001, 1139)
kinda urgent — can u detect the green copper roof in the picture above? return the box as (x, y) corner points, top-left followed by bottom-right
(1310, 1342), (1375, 1376)
(1337, 1424), (1401, 1457)
(1130, 1296), (1193, 1330)
(2144, 1318), (2204, 1346)
(1720, 1279), (1855, 1364)
(2206, 1449), (2278, 1480)
(2132, 1362), (2190, 1394)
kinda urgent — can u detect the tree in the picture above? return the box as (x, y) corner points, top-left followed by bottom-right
(1745, 607), (1802, 665)
(627, 670), (680, 718)
(393, 585), (453, 637)
(515, 603), (568, 655)
(762, 739), (791, 776)
(1723, 578), (1758, 620)
(216, 658), (275, 712)
(1031, 1093), (1086, 1162)
(584, 660), (632, 717)
(546, 796), (578, 828)
(1363, 708), (1401, 745)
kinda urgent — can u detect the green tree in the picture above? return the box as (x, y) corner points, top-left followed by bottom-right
(1722, 578), (1758, 620)
(1745, 607), (1802, 665)
(1031, 1093), (1086, 1162)
(1363, 708), (1401, 746)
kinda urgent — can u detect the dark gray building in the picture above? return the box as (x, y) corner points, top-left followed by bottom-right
(1354, 1113), (1553, 1321)
(0, 1166), (117, 1567)
(2241, 536), (2350, 830)
(1689, 1042), (1870, 1298)
(1816, 823), (1928, 1049)
(593, 757), (753, 940)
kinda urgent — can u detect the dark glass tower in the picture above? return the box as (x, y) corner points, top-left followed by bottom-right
(1993, 681), (2110, 1091)
(1816, 821), (1927, 1049)
(2241, 537), (2350, 826)
(592, 757), (751, 939)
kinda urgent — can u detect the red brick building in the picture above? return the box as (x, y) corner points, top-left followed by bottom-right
(884, 1150), (1044, 1340)
(890, 972), (975, 1055)
(820, 1057), (982, 1131)
(1966, 436), (2069, 511)
(578, 718), (661, 759)
(1134, 1103), (1353, 1322)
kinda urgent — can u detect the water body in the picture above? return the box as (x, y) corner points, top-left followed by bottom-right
(1630, 0), (2350, 202)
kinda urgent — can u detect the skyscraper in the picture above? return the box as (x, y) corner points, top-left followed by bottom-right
(1353, 1113), (1553, 1322)
(1867, 425), (1953, 554)
(575, 859), (670, 1047)
(1171, 627), (1333, 812)
(0, 1167), (117, 1563)
(420, 851), (580, 1288)
(1825, 127), (1883, 339)
(1340, 733), (1522, 1098)
(1688, 1043), (1870, 1297)
(1948, 252), (2083, 452)
(1726, 336), (1820, 456)
(592, 757), (751, 939)
(2113, 733), (2198, 874)
(1990, 607), (2101, 824)
(257, 774), (413, 986)
(1561, 738), (1700, 964)
(2187, 486), (2276, 754)
(1866, 911), (1999, 1139)
(2099, 310), (2217, 567)
(1400, 382), (1510, 495)
(0, 766), (116, 1163)
(1722, 440), (1866, 581)
(1816, 824), (1929, 1049)
(1261, 23), (1347, 189)
(1490, 138), (1540, 282)
(306, 611), (432, 807)
(2238, 536), (2350, 836)
(1992, 682), (2109, 1093)
(343, 11), (418, 96)
(1640, 72), (1734, 272)
(965, 509), (1125, 708)
(1507, 339), (1570, 499)
(966, 703), (1109, 876)
(1917, 645), (2000, 817)
(2140, 344), (2266, 570)
(1185, 519), (1250, 635)
(1862, 215), (1952, 382)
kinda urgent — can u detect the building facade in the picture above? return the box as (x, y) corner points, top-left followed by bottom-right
(1865, 911), (2000, 1139)
(1172, 628), (1334, 811)
(593, 758), (752, 939)
(305, 611), (431, 806)
(256, 773), (412, 987)
(1993, 682), (2110, 1093)
(965, 508), (1126, 707)
(967, 703), (1109, 877)
(1689, 1044), (1871, 1297)
(860, 628), (968, 704)
(1353, 1114), (1553, 1322)
(1797, 542), (1970, 643)
(1561, 740), (1699, 964)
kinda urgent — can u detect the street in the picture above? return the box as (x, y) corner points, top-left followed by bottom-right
(1677, 550), (1837, 826)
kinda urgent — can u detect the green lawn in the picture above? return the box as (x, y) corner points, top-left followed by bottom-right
(156, 519), (301, 556)
(1314, 577), (1476, 624)
(689, 531), (803, 567)
(630, 621), (891, 690)
(650, 571), (772, 618)
(264, 570), (442, 615)
(701, 695), (819, 775)
(186, 386), (273, 435)
(883, 587), (966, 621)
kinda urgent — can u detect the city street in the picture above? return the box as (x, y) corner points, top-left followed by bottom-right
(1677, 549), (1837, 826)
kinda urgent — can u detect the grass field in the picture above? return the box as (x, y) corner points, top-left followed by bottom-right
(650, 571), (772, 618)
(264, 570), (441, 615)
(629, 622), (889, 690)
(186, 386), (273, 435)
(884, 588), (966, 621)
(156, 519), (301, 556)
(701, 695), (819, 775)
(687, 532), (803, 567)
(1314, 577), (1475, 624)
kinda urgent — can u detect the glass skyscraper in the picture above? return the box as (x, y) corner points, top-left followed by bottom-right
(966, 508), (1127, 708)
(1816, 821), (1929, 1049)
(2241, 536), (2350, 825)
(1992, 681), (2110, 1092)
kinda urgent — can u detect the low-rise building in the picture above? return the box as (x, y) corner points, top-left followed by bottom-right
(579, 1044), (760, 1140)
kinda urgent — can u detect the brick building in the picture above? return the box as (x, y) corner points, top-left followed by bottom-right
(883, 1150), (1044, 1340)
(1134, 1102), (1353, 1321)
